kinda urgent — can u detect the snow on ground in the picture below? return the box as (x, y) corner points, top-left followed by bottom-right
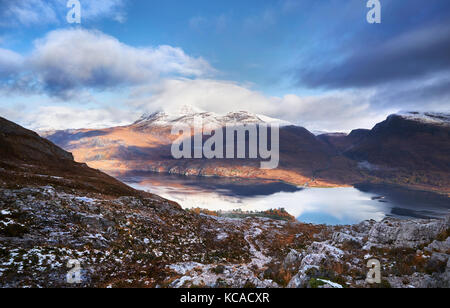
(397, 111), (450, 126)
(168, 262), (204, 275)
(167, 262), (278, 288)
(244, 224), (272, 268)
(216, 232), (228, 241)
(74, 197), (97, 203)
(317, 279), (343, 289)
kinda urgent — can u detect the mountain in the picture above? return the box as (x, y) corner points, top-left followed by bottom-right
(0, 117), (73, 162)
(43, 108), (362, 188)
(322, 112), (450, 192)
(1, 116), (449, 288)
(133, 105), (292, 130)
(0, 116), (150, 198)
(345, 112), (450, 170)
(42, 109), (450, 192)
(318, 130), (370, 153)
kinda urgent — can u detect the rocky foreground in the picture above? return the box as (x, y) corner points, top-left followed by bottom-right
(0, 116), (449, 288)
(1, 182), (448, 288)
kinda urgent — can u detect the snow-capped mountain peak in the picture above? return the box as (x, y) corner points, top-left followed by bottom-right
(133, 106), (292, 128)
(395, 111), (450, 126)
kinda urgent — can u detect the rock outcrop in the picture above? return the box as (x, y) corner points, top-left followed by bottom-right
(288, 216), (449, 288)
(364, 216), (449, 249)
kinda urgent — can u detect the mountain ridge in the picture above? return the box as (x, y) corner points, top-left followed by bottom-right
(41, 109), (450, 193)
(0, 115), (449, 288)
(132, 107), (293, 131)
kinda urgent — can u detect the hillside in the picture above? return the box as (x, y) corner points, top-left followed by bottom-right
(42, 109), (363, 188)
(320, 112), (450, 193)
(43, 110), (450, 193)
(0, 116), (449, 288)
(0, 117), (152, 198)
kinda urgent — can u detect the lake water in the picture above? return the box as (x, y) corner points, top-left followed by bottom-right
(120, 173), (450, 225)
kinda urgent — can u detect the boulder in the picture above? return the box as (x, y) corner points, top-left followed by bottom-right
(283, 249), (303, 269)
(365, 217), (449, 249)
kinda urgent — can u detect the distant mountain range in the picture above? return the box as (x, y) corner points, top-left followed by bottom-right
(42, 109), (450, 193)
(2, 115), (448, 288)
(132, 105), (292, 129)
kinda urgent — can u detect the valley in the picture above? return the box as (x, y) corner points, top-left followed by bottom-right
(43, 110), (450, 194)
(0, 116), (449, 288)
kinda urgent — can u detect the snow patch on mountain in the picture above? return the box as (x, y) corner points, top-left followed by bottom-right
(133, 105), (292, 128)
(396, 111), (450, 126)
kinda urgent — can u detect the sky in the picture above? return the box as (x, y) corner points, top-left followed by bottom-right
(0, 0), (449, 132)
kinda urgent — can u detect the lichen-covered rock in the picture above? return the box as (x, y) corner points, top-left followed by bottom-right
(307, 242), (344, 260)
(287, 265), (317, 288)
(424, 238), (450, 253)
(331, 232), (363, 245)
(283, 249), (303, 269)
(365, 217), (449, 249)
(1, 182), (449, 288)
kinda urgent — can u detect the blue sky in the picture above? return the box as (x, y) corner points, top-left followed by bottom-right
(0, 0), (449, 132)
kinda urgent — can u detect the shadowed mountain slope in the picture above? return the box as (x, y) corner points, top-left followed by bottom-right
(43, 111), (450, 192)
(0, 117), (153, 198)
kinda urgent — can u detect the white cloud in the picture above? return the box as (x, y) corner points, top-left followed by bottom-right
(1, 78), (391, 132)
(0, 48), (23, 78)
(273, 92), (390, 132)
(0, 0), (126, 27)
(20, 105), (140, 131)
(0, 28), (395, 132)
(81, 0), (125, 20)
(0, 28), (215, 98)
(3, 0), (59, 26)
(128, 79), (390, 132)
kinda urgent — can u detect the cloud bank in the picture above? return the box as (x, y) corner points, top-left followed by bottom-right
(2, 1), (449, 133)
(292, 0), (450, 115)
(1, 29), (214, 98)
(299, 22), (450, 90)
(128, 79), (387, 132)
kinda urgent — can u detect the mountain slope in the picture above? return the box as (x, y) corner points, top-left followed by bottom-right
(42, 110), (450, 192)
(322, 112), (450, 192)
(0, 117), (73, 162)
(0, 116), (152, 198)
(1, 116), (449, 288)
(43, 110), (361, 188)
(318, 129), (370, 153)
(133, 107), (292, 130)
(345, 113), (450, 171)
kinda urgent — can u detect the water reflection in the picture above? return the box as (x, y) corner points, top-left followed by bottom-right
(120, 173), (449, 225)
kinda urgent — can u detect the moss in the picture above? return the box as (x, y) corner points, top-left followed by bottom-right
(308, 278), (326, 288)
(211, 265), (225, 275)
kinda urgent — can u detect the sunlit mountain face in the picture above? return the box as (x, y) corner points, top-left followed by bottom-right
(44, 109), (450, 195)
(1, 1), (449, 133)
(1, 0), (450, 290)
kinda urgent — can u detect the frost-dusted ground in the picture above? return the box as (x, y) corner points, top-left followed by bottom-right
(1, 184), (449, 288)
(2, 113), (449, 288)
